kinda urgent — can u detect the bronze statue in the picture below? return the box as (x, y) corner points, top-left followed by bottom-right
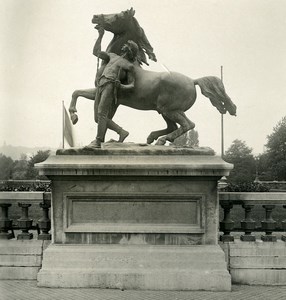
(69, 8), (157, 146)
(69, 8), (236, 147)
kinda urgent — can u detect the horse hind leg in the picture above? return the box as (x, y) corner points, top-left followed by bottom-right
(147, 115), (178, 144)
(155, 111), (195, 145)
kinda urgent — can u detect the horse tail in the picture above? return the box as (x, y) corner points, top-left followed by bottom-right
(194, 76), (237, 116)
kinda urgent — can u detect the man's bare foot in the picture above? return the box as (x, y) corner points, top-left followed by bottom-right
(84, 139), (101, 149)
(118, 129), (129, 142)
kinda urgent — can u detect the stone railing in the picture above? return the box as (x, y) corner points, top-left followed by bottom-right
(219, 192), (286, 242)
(260, 181), (286, 192)
(0, 192), (51, 240)
(1, 191), (286, 243)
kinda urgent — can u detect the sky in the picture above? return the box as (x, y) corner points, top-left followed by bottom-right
(1, 0), (286, 154)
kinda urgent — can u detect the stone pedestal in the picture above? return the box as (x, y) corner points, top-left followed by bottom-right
(36, 144), (232, 291)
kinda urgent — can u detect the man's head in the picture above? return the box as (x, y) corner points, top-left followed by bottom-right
(121, 40), (139, 62)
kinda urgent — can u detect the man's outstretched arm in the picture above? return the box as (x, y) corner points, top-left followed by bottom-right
(93, 26), (110, 62)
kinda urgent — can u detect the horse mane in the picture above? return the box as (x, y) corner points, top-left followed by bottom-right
(131, 17), (157, 65)
(103, 8), (157, 66)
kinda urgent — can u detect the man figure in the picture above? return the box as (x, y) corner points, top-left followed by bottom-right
(88, 26), (138, 148)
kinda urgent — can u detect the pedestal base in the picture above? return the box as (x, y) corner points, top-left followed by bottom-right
(261, 235), (277, 242)
(240, 234), (256, 242)
(38, 233), (52, 240)
(37, 244), (231, 291)
(0, 232), (13, 240)
(17, 232), (33, 240)
(36, 145), (233, 291)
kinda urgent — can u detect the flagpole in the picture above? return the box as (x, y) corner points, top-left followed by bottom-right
(62, 101), (65, 149)
(221, 66), (224, 158)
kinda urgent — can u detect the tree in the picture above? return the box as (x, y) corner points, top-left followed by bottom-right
(12, 154), (28, 180)
(224, 139), (256, 183)
(265, 116), (286, 180)
(0, 154), (14, 179)
(255, 152), (271, 181)
(173, 130), (199, 147)
(26, 150), (50, 179)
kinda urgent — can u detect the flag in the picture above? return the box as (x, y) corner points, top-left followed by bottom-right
(63, 103), (74, 147)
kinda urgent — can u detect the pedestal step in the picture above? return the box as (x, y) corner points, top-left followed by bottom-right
(0, 240), (43, 279)
(228, 241), (286, 285)
(38, 244), (231, 291)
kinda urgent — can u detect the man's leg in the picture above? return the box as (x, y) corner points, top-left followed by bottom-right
(106, 105), (129, 142)
(95, 83), (114, 147)
(94, 88), (129, 143)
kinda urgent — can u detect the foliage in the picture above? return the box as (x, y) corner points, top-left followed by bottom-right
(0, 180), (51, 192)
(224, 139), (256, 183)
(0, 154), (14, 179)
(0, 150), (50, 180)
(222, 182), (270, 192)
(173, 130), (199, 147)
(265, 116), (286, 180)
(255, 152), (273, 181)
(12, 154), (29, 180)
(26, 150), (50, 179)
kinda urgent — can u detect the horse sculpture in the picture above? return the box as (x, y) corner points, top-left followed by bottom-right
(69, 8), (236, 146)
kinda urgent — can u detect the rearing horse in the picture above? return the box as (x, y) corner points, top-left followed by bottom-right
(69, 8), (236, 146)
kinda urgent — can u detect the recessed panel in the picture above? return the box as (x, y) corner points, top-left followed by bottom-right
(72, 200), (197, 224)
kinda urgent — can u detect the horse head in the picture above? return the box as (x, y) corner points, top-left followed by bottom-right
(92, 8), (135, 34)
(92, 8), (157, 66)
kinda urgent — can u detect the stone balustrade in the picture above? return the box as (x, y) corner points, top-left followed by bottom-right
(1, 190), (286, 285)
(1, 191), (286, 243)
(0, 192), (51, 240)
(219, 192), (286, 242)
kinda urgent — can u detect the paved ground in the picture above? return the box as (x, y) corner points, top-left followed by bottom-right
(1, 281), (286, 300)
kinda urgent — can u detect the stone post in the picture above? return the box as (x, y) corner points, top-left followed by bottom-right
(282, 205), (286, 242)
(219, 201), (234, 242)
(38, 202), (51, 240)
(240, 204), (256, 241)
(261, 205), (277, 242)
(0, 203), (13, 239)
(17, 203), (33, 240)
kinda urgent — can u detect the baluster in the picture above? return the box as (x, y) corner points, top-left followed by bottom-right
(220, 201), (234, 242)
(261, 205), (277, 242)
(0, 203), (13, 239)
(240, 204), (256, 241)
(282, 205), (286, 242)
(38, 202), (51, 240)
(17, 203), (33, 240)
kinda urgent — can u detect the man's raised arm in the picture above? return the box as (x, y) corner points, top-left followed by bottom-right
(93, 26), (110, 62)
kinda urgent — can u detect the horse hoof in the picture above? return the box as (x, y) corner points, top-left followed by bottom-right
(71, 114), (78, 125)
(147, 136), (155, 144)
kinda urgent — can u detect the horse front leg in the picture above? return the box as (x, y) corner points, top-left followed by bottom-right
(69, 88), (96, 124)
